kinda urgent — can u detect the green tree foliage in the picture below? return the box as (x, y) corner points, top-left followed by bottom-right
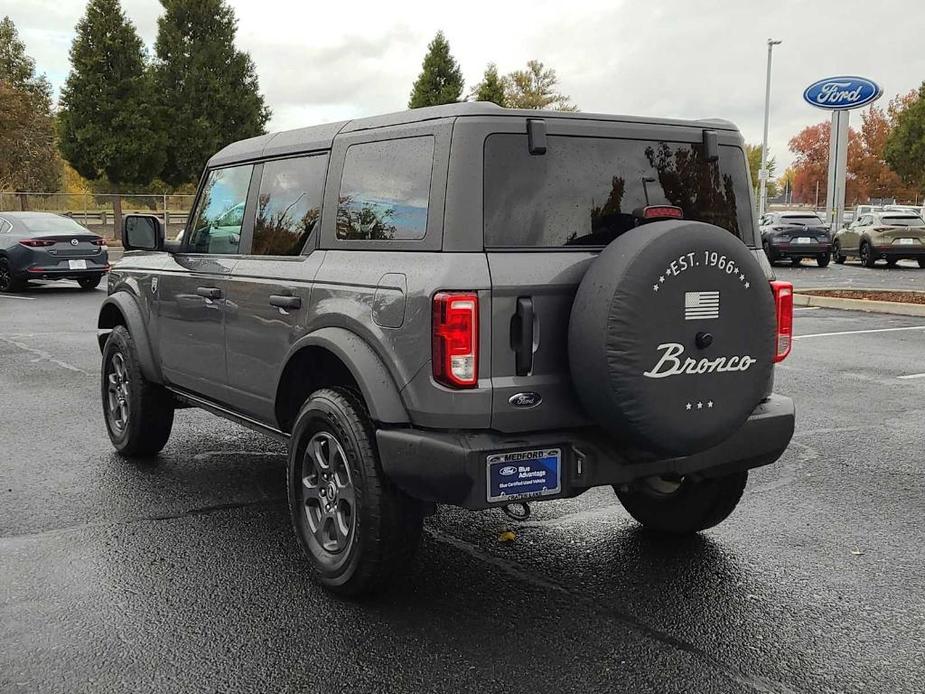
(153, 0), (270, 187)
(504, 60), (577, 111)
(885, 82), (925, 194)
(0, 16), (60, 195)
(58, 0), (164, 230)
(408, 31), (464, 109)
(472, 63), (506, 106)
(744, 143), (778, 198)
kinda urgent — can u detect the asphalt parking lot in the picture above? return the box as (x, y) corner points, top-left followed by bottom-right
(773, 257), (925, 290)
(1, 281), (924, 693)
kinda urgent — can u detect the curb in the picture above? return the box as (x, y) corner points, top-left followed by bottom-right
(794, 293), (925, 317)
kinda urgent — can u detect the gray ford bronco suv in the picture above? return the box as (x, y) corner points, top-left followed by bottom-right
(99, 103), (795, 596)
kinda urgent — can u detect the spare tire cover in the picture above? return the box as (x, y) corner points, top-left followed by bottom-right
(568, 220), (775, 456)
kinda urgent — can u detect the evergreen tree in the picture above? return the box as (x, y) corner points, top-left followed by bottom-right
(0, 16), (60, 197)
(153, 0), (270, 187)
(504, 60), (577, 111)
(472, 63), (506, 106)
(408, 31), (464, 109)
(58, 0), (164, 232)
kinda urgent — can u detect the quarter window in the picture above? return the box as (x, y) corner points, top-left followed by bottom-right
(253, 155), (328, 256)
(187, 165), (253, 254)
(336, 137), (434, 241)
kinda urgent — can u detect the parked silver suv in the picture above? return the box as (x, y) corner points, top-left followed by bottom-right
(98, 103), (795, 595)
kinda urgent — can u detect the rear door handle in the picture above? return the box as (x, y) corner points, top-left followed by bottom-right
(510, 297), (535, 376)
(196, 286), (222, 300)
(269, 294), (301, 310)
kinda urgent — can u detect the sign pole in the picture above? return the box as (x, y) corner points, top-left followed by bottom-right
(825, 110), (850, 233)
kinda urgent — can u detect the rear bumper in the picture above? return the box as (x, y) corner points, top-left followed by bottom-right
(768, 240), (831, 257)
(872, 245), (925, 259)
(8, 246), (110, 279)
(377, 394), (795, 509)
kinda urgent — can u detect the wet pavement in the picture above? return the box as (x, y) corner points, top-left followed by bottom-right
(773, 257), (925, 291)
(1, 282), (923, 693)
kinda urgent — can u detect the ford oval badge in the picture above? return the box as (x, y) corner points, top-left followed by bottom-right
(499, 466), (518, 476)
(509, 392), (542, 409)
(803, 76), (882, 111)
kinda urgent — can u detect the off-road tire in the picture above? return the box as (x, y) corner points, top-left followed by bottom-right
(615, 471), (748, 535)
(287, 387), (423, 597)
(860, 241), (877, 268)
(816, 253), (831, 268)
(78, 275), (102, 290)
(832, 241), (846, 264)
(0, 258), (24, 292)
(101, 325), (174, 456)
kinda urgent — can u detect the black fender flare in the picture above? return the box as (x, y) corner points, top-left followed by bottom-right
(97, 292), (163, 383)
(279, 327), (409, 424)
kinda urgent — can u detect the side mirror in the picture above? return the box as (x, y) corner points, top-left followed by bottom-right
(122, 214), (165, 251)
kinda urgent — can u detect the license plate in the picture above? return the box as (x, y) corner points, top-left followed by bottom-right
(899, 238), (915, 245)
(487, 448), (561, 503)
(68, 259), (87, 270)
(796, 237), (812, 244)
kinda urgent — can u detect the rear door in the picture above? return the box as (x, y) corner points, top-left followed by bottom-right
(223, 153), (329, 424)
(471, 118), (756, 433)
(156, 164), (254, 402)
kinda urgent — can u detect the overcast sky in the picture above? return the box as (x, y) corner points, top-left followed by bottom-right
(2, 0), (923, 172)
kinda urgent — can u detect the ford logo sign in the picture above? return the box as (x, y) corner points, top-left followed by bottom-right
(509, 392), (542, 409)
(499, 466), (518, 476)
(803, 76), (882, 111)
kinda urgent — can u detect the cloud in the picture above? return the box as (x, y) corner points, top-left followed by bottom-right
(1, 0), (922, 171)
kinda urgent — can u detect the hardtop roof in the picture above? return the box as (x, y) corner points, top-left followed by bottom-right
(207, 102), (739, 167)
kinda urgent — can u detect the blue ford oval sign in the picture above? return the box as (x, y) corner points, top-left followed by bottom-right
(803, 76), (882, 110)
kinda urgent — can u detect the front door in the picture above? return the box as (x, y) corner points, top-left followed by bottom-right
(157, 164), (255, 403)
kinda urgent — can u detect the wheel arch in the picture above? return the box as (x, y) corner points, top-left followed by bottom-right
(97, 292), (162, 383)
(274, 327), (410, 433)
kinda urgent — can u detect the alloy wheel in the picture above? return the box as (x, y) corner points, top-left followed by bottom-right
(301, 431), (356, 554)
(106, 352), (130, 432)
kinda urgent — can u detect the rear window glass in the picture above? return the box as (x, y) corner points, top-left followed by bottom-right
(780, 215), (824, 225)
(881, 216), (924, 227)
(336, 136), (434, 241)
(484, 134), (752, 248)
(19, 216), (88, 233)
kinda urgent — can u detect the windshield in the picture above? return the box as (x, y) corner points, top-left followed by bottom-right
(484, 134), (753, 248)
(881, 216), (925, 227)
(780, 215), (824, 225)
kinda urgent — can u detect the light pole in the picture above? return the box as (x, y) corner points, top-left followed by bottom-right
(759, 38), (782, 217)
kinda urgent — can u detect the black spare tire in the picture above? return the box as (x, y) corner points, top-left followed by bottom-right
(569, 221), (775, 456)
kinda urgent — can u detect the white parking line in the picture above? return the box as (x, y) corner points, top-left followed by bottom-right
(794, 306), (821, 311)
(794, 325), (925, 340)
(898, 373), (925, 380)
(0, 294), (34, 300)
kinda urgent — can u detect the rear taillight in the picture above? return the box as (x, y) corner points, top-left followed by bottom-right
(91, 238), (106, 246)
(770, 281), (793, 363)
(433, 292), (479, 388)
(19, 239), (55, 248)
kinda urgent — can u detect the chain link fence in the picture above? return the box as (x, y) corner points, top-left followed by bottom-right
(0, 192), (195, 240)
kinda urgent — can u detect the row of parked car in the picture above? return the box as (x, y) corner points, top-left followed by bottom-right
(759, 205), (925, 269)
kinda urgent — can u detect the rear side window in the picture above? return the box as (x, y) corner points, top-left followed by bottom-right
(253, 154), (328, 256)
(188, 165), (253, 254)
(336, 137), (434, 241)
(484, 134), (752, 248)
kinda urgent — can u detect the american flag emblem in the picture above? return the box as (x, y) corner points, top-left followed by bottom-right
(684, 291), (720, 320)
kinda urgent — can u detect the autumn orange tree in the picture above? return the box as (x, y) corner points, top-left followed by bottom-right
(789, 91), (917, 205)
